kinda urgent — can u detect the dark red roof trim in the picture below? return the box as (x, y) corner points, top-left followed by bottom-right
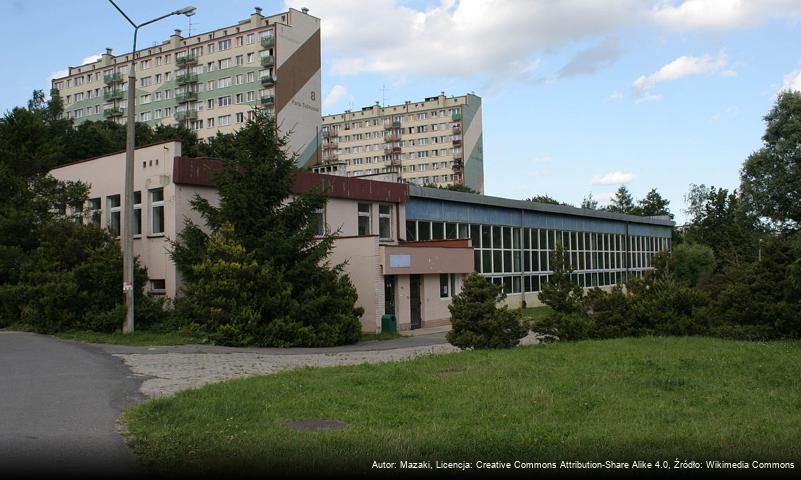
(173, 157), (409, 204)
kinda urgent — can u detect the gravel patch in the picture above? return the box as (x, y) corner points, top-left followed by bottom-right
(115, 344), (459, 398)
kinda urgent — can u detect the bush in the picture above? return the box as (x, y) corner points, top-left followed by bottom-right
(0, 220), (152, 332)
(668, 242), (716, 287)
(447, 273), (527, 349)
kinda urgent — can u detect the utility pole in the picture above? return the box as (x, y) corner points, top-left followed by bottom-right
(108, 0), (197, 334)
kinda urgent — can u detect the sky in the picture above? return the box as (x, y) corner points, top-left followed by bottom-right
(2, 0), (801, 224)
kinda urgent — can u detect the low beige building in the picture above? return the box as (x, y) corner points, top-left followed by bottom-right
(49, 142), (473, 333)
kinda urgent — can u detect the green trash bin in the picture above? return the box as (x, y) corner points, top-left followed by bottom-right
(381, 314), (397, 335)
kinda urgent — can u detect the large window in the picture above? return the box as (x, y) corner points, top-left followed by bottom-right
(150, 188), (164, 234)
(358, 203), (371, 236)
(439, 273), (458, 298)
(379, 205), (392, 240)
(133, 191), (142, 236)
(107, 194), (120, 237)
(88, 197), (101, 227)
(312, 208), (325, 237)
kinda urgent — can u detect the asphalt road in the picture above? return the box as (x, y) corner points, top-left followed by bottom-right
(0, 331), (143, 478)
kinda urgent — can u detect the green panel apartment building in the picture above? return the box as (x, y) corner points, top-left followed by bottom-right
(50, 7), (322, 167)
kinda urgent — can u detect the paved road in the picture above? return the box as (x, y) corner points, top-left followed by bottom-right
(0, 331), (143, 478)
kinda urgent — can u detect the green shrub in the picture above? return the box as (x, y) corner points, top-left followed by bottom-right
(669, 242), (716, 286)
(447, 273), (527, 349)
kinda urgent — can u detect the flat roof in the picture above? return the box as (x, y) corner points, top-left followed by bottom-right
(408, 186), (675, 228)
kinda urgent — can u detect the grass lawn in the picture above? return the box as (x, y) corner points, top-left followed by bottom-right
(4, 325), (202, 346)
(521, 305), (554, 322)
(123, 337), (801, 475)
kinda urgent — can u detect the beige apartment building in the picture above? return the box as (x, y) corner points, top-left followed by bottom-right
(319, 93), (484, 193)
(51, 7), (322, 167)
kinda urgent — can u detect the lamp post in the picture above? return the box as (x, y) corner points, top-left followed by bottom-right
(108, 1), (196, 334)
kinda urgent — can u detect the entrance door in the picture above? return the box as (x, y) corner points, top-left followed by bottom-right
(384, 276), (396, 316)
(410, 274), (422, 330)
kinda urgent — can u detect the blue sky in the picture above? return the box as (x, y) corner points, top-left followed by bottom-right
(2, 0), (800, 223)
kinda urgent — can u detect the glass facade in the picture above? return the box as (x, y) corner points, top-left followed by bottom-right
(405, 219), (670, 294)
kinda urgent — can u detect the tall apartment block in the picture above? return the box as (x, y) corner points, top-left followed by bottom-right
(320, 93), (484, 193)
(50, 7), (322, 167)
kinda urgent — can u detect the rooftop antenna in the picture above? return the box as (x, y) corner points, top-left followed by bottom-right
(380, 83), (387, 108)
(185, 6), (196, 36)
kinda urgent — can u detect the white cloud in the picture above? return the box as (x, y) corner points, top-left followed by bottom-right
(47, 68), (68, 82)
(781, 69), (801, 93)
(631, 52), (734, 101)
(289, 0), (642, 84)
(653, 0), (801, 30)
(608, 90), (624, 101)
(592, 171), (636, 185)
(81, 54), (102, 65)
(323, 84), (350, 109)
(557, 37), (622, 78)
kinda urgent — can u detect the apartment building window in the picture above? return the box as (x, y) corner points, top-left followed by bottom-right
(133, 191), (142, 236)
(207, 99), (215, 110)
(156, 56), (162, 66)
(218, 39), (231, 51)
(236, 36), (244, 47)
(150, 188), (164, 235)
(141, 77), (152, 87)
(247, 52), (255, 64)
(141, 94), (151, 104)
(207, 118), (215, 128)
(218, 96), (231, 107)
(379, 205), (392, 240)
(358, 203), (371, 236)
(107, 195), (121, 237)
(155, 92), (162, 101)
(236, 112), (244, 123)
(165, 53), (172, 64)
(235, 93), (244, 104)
(247, 72), (255, 82)
(190, 46), (203, 57)
(164, 71), (171, 82)
(218, 115), (231, 126)
(235, 55), (244, 66)
(154, 109), (162, 119)
(87, 197), (101, 226)
(217, 77), (232, 88)
(155, 73), (162, 84)
(219, 58), (231, 70)
(207, 62), (215, 73)
(140, 111), (151, 121)
(207, 44), (215, 54)
(246, 33), (254, 44)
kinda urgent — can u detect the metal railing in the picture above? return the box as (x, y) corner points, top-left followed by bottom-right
(175, 54), (198, 68)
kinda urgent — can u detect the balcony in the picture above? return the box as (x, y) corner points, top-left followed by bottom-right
(176, 91), (198, 103)
(176, 73), (198, 85)
(175, 54), (198, 68)
(384, 120), (401, 130)
(453, 152), (463, 161)
(452, 112), (462, 121)
(260, 55), (275, 67)
(322, 141), (337, 150)
(385, 133), (400, 142)
(261, 34), (275, 48)
(260, 75), (275, 87)
(260, 95), (274, 105)
(452, 136), (462, 145)
(384, 157), (401, 167)
(104, 73), (122, 85)
(103, 108), (123, 119)
(384, 145), (401, 155)
(175, 110), (198, 122)
(322, 129), (338, 138)
(103, 89), (123, 101)
(322, 153), (338, 162)
(452, 125), (461, 135)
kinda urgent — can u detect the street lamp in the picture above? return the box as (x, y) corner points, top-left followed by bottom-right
(108, 0), (197, 334)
